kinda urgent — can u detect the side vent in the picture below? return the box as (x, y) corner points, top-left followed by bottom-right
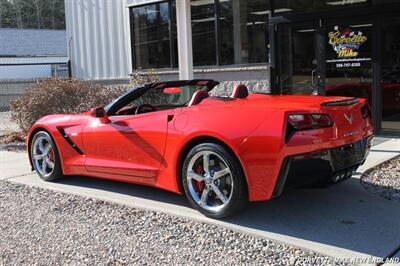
(58, 128), (84, 155)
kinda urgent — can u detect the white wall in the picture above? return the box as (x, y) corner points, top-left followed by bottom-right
(0, 65), (51, 79)
(0, 57), (69, 79)
(65, 0), (132, 80)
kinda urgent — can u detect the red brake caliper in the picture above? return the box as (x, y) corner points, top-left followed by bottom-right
(47, 149), (54, 162)
(193, 163), (205, 193)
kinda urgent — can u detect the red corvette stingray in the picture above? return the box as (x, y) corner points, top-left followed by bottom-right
(27, 80), (373, 218)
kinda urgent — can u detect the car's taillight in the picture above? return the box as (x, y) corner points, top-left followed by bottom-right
(361, 104), (371, 119)
(288, 114), (333, 130)
(286, 113), (333, 143)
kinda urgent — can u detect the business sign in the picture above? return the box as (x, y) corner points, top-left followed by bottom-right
(326, 26), (370, 68)
(328, 28), (367, 58)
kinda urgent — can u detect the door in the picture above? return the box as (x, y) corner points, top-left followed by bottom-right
(276, 21), (325, 95)
(380, 16), (400, 133)
(275, 18), (373, 100)
(82, 110), (169, 179)
(324, 19), (373, 104)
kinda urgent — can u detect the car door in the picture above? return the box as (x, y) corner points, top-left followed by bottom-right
(81, 110), (170, 179)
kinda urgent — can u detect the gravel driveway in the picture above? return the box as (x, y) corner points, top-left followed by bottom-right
(0, 180), (346, 265)
(361, 156), (400, 201)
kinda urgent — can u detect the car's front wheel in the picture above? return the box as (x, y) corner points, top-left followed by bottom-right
(30, 131), (64, 182)
(182, 142), (248, 219)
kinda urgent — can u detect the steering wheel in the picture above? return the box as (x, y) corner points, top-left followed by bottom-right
(135, 103), (157, 115)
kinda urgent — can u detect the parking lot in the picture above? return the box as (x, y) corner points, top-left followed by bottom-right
(1, 138), (399, 262)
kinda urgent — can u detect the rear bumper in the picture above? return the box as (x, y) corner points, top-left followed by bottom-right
(272, 136), (372, 197)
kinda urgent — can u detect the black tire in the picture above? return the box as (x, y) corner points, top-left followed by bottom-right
(30, 131), (64, 182)
(181, 142), (248, 219)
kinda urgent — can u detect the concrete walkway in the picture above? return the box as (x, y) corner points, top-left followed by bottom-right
(1, 138), (399, 261)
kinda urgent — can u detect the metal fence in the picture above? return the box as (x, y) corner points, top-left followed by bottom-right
(0, 61), (70, 133)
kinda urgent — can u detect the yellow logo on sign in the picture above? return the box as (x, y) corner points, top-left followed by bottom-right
(328, 29), (367, 58)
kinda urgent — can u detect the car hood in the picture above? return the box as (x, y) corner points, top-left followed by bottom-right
(35, 113), (89, 127)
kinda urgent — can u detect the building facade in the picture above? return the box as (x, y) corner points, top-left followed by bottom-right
(0, 28), (68, 79)
(0, 29), (68, 111)
(65, 0), (400, 135)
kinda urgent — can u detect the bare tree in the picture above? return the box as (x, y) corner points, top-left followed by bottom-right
(0, 0), (3, 28)
(50, 0), (57, 29)
(11, 0), (23, 28)
(2, 0), (64, 29)
(32, 0), (42, 29)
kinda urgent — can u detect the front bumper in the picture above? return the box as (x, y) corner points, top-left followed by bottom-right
(273, 136), (372, 197)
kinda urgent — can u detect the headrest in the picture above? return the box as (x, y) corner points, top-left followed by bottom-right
(231, 84), (249, 99)
(188, 90), (209, 107)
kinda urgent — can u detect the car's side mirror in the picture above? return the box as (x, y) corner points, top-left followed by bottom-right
(90, 107), (109, 123)
(91, 107), (106, 117)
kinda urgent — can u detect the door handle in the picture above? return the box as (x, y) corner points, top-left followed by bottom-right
(167, 114), (174, 122)
(311, 69), (317, 86)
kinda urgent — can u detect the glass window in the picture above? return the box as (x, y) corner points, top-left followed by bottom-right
(191, 0), (217, 66)
(131, 0), (270, 69)
(111, 84), (210, 116)
(273, 0), (368, 14)
(218, 0), (234, 65)
(219, 0), (269, 65)
(191, 0), (270, 66)
(325, 22), (373, 104)
(171, 1), (178, 68)
(132, 84), (208, 106)
(372, 0), (400, 4)
(131, 2), (173, 69)
(278, 23), (317, 95)
(381, 16), (400, 131)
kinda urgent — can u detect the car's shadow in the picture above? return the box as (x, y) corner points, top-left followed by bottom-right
(58, 175), (190, 207)
(56, 175), (400, 258)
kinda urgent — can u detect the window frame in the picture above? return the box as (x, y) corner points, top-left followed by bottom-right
(129, 0), (177, 70)
(216, 0), (271, 66)
(129, 0), (271, 70)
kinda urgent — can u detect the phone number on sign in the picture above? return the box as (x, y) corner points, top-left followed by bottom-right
(336, 62), (361, 68)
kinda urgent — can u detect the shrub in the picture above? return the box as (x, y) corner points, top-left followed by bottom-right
(129, 68), (160, 87)
(0, 131), (26, 144)
(10, 70), (160, 133)
(10, 78), (126, 133)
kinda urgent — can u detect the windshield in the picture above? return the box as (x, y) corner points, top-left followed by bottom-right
(131, 84), (208, 107)
(106, 80), (219, 116)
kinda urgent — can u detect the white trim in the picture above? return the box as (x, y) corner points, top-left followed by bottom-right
(125, 0), (165, 8)
(176, 0), (193, 80)
(0, 57), (69, 64)
(130, 64), (269, 75)
(124, 0), (133, 76)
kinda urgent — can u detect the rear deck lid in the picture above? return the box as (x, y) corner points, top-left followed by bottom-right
(320, 98), (365, 138)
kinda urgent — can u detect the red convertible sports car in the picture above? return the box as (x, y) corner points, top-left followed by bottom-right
(27, 80), (373, 218)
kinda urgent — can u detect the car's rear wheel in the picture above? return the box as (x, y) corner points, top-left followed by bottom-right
(182, 142), (248, 219)
(30, 131), (64, 181)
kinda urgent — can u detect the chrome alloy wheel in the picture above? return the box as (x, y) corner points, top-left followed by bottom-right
(32, 136), (55, 178)
(186, 151), (233, 212)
